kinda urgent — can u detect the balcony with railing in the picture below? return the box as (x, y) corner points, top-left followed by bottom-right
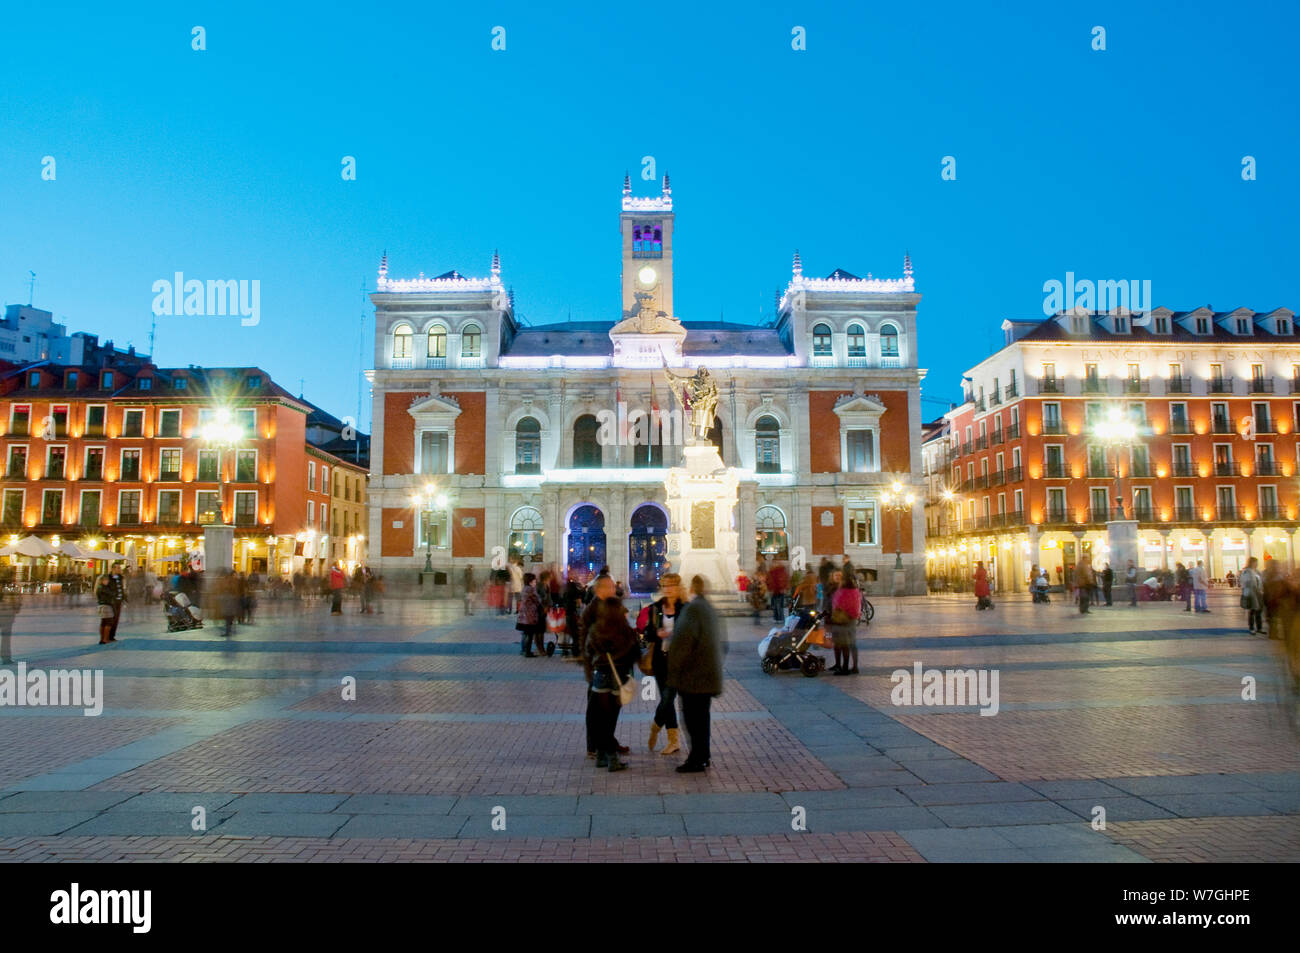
(1004, 382), (1018, 400)
(1124, 378), (1150, 394)
(1037, 377), (1062, 394)
(1086, 461), (1116, 478)
(425, 357), (448, 369)
(1043, 508), (1070, 525)
(1088, 506), (1111, 523)
(1082, 377), (1107, 395)
(961, 441), (973, 457)
(973, 398), (986, 412)
(1006, 422), (1021, 440)
(1041, 421), (1066, 435)
(1129, 461), (1151, 478)
(1005, 465), (1023, 483)
(1216, 505), (1243, 521)
(1043, 461), (1068, 478)
(1249, 378), (1275, 394)
(974, 435), (988, 451)
(1132, 507), (1155, 523)
(991, 428), (1004, 445)
(1168, 419), (1193, 435)
(1165, 376), (1192, 394)
(1170, 461), (1196, 478)
(1258, 505), (1284, 521)
(989, 391), (1002, 406)
(1254, 460), (1279, 476)
(990, 469), (1006, 486)
(1174, 506), (1199, 522)
(1291, 378), (1300, 395)
(1213, 460), (1241, 477)
(1208, 377), (1235, 394)
(391, 357), (415, 369)
(1211, 419), (1234, 434)
(1255, 416), (1276, 434)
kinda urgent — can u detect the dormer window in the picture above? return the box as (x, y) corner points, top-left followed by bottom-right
(1070, 315), (1087, 333)
(1279, 319), (1291, 334)
(27, 372), (39, 388)
(1115, 316), (1128, 332)
(101, 371), (113, 389)
(1236, 318), (1250, 334)
(1195, 317), (1209, 334)
(175, 378), (187, 390)
(138, 377), (152, 391)
(248, 375), (262, 388)
(1154, 316), (1169, 334)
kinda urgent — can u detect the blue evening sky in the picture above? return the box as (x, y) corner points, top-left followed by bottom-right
(2, 0), (1296, 428)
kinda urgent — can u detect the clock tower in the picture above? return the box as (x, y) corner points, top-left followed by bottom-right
(619, 173), (675, 320)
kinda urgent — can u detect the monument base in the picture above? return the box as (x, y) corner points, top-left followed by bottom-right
(203, 523), (234, 575)
(1106, 520), (1140, 572)
(664, 444), (741, 596)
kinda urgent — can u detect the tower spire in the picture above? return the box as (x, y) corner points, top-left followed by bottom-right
(622, 172), (631, 195)
(491, 249), (501, 277)
(661, 174), (671, 196)
(792, 249), (802, 277)
(378, 251), (388, 279)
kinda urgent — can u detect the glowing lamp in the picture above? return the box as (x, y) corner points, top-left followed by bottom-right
(638, 266), (657, 286)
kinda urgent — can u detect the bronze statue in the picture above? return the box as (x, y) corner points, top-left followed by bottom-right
(663, 360), (719, 440)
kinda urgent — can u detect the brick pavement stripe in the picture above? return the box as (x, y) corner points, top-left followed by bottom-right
(0, 813), (100, 836)
(589, 814), (686, 837)
(227, 794), (350, 813)
(333, 815), (469, 838)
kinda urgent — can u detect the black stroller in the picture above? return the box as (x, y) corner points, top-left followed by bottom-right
(758, 606), (828, 677)
(163, 590), (203, 631)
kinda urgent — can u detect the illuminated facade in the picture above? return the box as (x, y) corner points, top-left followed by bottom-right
(932, 307), (1300, 590)
(366, 176), (927, 592)
(0, 357), (367, 575)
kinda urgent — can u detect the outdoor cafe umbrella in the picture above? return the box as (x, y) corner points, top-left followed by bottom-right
(57, 540), (94, 560)
(0, 536), (60, 558)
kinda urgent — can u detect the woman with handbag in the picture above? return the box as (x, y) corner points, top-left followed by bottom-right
(1239, 557), (1265, 634)
(641, 572), (683, 754)
(585, 596), (641, 771)
(829, 570), (860, 675)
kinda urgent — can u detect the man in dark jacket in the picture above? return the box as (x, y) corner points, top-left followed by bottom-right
(666, 575), (725, 773)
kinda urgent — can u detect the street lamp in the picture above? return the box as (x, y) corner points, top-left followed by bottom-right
(1093, 408), (1138, 520)
(199, 408), (243, 526)
(412, 485), (448, 573)
(881, 481), (916, 571)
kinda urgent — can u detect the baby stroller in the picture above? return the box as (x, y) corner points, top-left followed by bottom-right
(163, 590), (203, 631)
(758, 606), (828, 677)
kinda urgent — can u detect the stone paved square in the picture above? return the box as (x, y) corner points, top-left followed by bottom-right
(0, 591), (1297, 862)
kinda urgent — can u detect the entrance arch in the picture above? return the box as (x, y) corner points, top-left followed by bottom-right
(628, 503), (669, 594)
(565, 504), (606, 581)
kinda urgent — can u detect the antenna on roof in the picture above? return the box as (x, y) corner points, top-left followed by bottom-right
(148, 312), (156, 358)
(298, 377), (305, 398)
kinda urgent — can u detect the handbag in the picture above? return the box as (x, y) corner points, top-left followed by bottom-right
(637, 640), (655, 675)
(606, 652), (636, 705)
(98, 604), (114, 619)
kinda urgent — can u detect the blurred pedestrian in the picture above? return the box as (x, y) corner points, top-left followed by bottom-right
(829, 569), (861, 674)
(516, 572), (543, 657)
(641, 572), (683, 754)
(974, 561), (992, 610)
(585, 595), (640, 771)
(1075, 561), (1095, 614)
(1191, 560), (1210, 613)
(666, 575), (725, 773)
(767, 560), (789, 623)
(1239, 556), (1264, 634)
(0, 588), (19, 663)
(328, 563), (347, 614)
(1101, 563), (1114, 606)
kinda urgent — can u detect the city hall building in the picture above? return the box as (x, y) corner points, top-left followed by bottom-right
(366, 177), (925, 593)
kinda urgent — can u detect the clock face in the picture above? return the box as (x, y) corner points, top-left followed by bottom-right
(638, 266), (657, 286)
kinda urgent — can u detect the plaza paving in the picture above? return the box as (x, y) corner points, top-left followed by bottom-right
(0, 589), (1297, 862)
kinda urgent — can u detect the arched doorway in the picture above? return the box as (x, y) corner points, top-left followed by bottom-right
(509, 506), (544, 564)
(628, 504), (668, 594)
(566, 504), (606, 580)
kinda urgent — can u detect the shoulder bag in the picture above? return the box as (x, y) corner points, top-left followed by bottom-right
(606, 652), (636, 705)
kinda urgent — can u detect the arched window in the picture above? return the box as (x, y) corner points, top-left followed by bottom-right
(755, 505), (789, 560)
(812, 323), (832, 356)
(461, 324), (482, 358)
(755, 415), (780, 473)
(880, 324), (900, 359)
(515, 417), (541, 474)
(847, 323), (866, 358)
(427, 325), (447, 362)
(573, 414), (602, 467)
(392, 324), (413, 361)
(509, 506), (544, 562)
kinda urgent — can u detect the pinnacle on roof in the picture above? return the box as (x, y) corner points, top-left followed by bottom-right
(792, 250), (802, 277)
(491, 249), (500, 277)
(904, 252), (913, 279)
(378, 251), (388, 278)
(622, 172), (631, 195)
(662, 174), (671, 195)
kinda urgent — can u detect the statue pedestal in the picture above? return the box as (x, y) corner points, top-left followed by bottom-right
(203, 523), (234, 574)
(1106, 520), (1140, 572)
(664, 445), (740, 595)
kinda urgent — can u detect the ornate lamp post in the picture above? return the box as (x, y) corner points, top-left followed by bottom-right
(411, 484), (448, 573)
(199, 407), (243, 574)
(881, 481), (916, 572)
